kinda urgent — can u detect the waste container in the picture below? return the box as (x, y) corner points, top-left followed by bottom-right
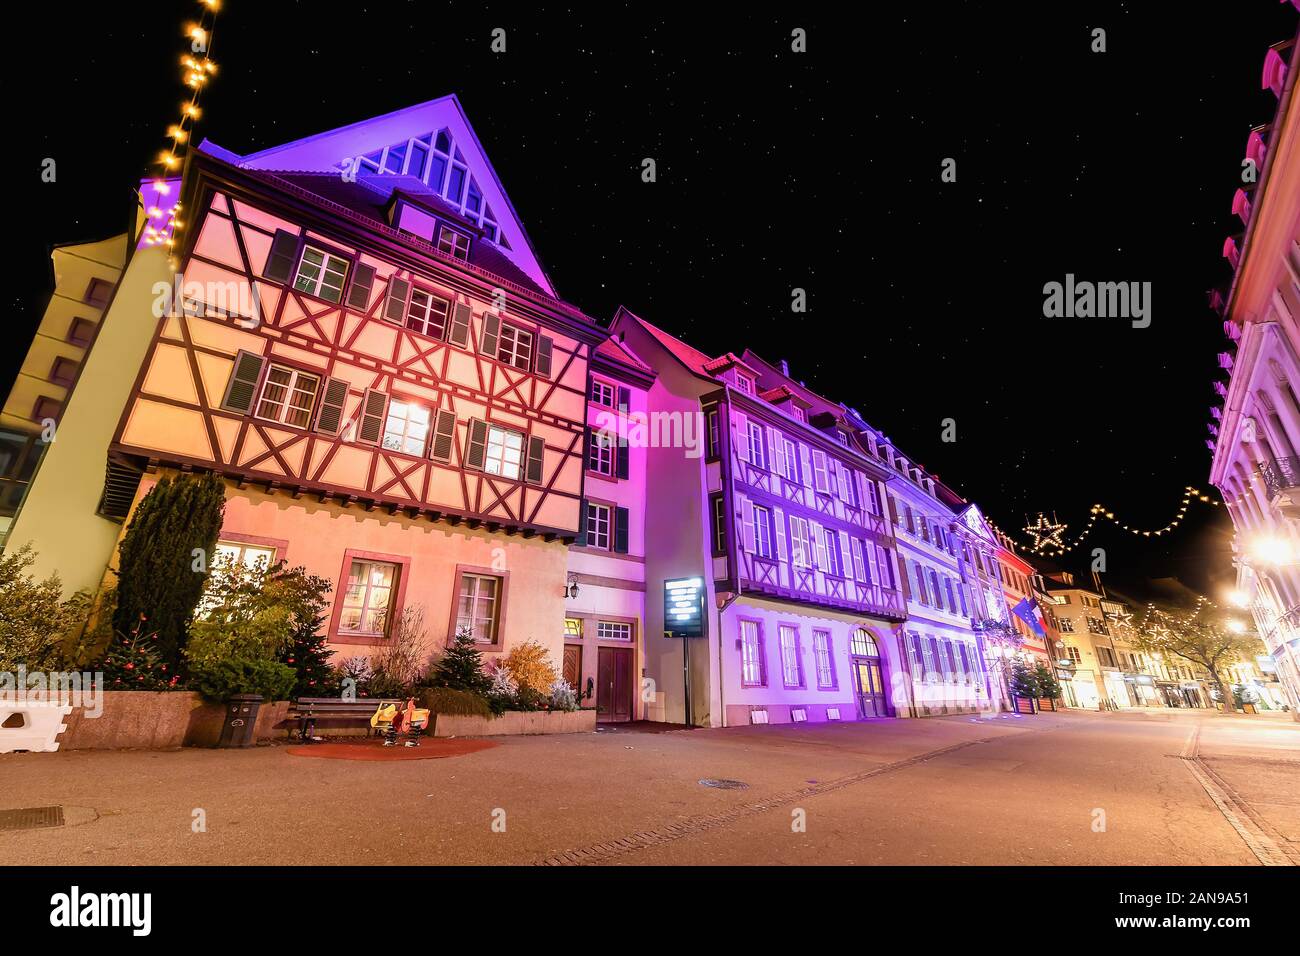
(218, 694), (263, 748)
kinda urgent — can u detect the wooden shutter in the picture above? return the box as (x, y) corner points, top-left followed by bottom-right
(575, 499), (588, 546)
(464, 418), (489, 469)
(810, 520), (826, 569)
(888, 494), (900, 525)
(382, 277), (410, 324)
(313, 377), (350, 435)
(616, 437), (629, 479)
(479, 313), (500, 356)
(773, 507), (788, 562)
(448, 303), (472, 347)
(614, 506), (629, 554)
(357, 388), (389, 444)
(535, 335), (554, 377)
(345, 263), (376, 310)
(733, 411), (748, 461)
(525, 434), (545, 483)
(430, 409), (457, 463)
(851, 538), (865, 582)
(221, 351), (266, 414)
(766, 428), (779, 475)
(617, 386), (631, 413)
(799, 444), (814, 489)
(897, 555), (911, 599)
(837, 463), (851, 501)
(740, 497), (755, 553)
(262, 230), (298, 283)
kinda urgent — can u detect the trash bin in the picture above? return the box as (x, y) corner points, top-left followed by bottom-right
(218, 694), (263, 748)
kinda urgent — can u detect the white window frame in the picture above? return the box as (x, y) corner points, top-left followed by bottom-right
(588, 428), (614, 475)
(596, 620), (632, 641)
(340, 559), (397, 637)
(779, 624), (803, 688)
(753, 504), (772, 558)
(437, 225), (470, 260)
(484, 425), (525, 479)
(747, 421), (766, 468)
(813, 630), (834, 688)
(497, 323), (534, 371)
(405, 287), (450, 339)
(590, 379), (616, 407)
(255, 363), (320, 429)
(740, 619), (765, 686)
(586, 502), (612, 551)
(382, 398), (432, 457)
(456, 572), (500, 643)
(293, 244), (349, 303)
(781, 438), (798, 481)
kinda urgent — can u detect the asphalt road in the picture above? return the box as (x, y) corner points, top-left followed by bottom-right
(2, 709), (1296, 866)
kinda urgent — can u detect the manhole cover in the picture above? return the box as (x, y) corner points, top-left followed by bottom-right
(698, 778), (748, 790)
(0, 806), (65, 832)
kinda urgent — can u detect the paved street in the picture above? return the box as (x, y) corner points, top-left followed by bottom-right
(2, 709), (1297, 866)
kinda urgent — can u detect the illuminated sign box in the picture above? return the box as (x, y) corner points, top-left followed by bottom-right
(664, 577), (704, 638)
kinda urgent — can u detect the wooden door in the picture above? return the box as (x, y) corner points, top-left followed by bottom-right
(562, 645), (582, 691)
(852, 658), (887, 718)
(597, 647), (632, 722)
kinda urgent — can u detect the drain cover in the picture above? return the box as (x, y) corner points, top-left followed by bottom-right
(698, 778), (748, 790)
(0, 806), (65, 832)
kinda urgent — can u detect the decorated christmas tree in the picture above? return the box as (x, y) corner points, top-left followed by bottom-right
(99, 617), (179, 690)
(426, 624), (490, 694)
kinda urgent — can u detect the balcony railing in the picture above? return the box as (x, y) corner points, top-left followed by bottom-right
(1259, 456), (1300, 500)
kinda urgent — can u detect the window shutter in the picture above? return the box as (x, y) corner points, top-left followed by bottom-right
(615, 435), (630, 479)
(357, 388), (389, 444)
(614, 506), (630, 554)
(346, 263), (377, 310)
(221, 351), (266, 414)
(799, 444), (814, 489)
(464, 418), (489, 469)
(810, 520), (827, 569)
(430, 409), (457, 462)
(448, 303), (472, 347)
(898, 556), (912, 599)
(262, 229), (298, 283)
(733, 412), (748, 461)
(525, 434), (545, 483)
(313, 377), (350, 435)
(766, 428), (779, 474)
(479, 312), (500, 356)
(617, 386), (631, 413)
(381, 277), (410, 325)
(740, 497), (755, 553)
(851, 538), (865, 582)
(888, 495), (900, 525)
(575, 499), (588, 546)
(837, 530), (852, 575)
(773, 507), (788, 562)
(837, 463), (851, 501)
(535, 335), (554, 377)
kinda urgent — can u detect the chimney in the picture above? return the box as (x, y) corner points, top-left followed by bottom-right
(778, 359), (790, 377)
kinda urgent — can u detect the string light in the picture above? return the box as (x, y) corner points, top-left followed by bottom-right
(987, 486), (1221, 557)
(142, 2), (221, 262)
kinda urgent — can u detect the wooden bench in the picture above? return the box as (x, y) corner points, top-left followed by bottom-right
(280, 698), (400, 741)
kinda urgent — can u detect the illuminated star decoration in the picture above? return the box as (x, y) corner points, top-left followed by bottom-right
(1024, 513), (1067, 553)
(1104, 606), (1133, 629)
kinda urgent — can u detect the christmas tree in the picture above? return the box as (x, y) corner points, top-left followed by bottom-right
(99, 618), (179, 690)
(426, 624), (490, 694)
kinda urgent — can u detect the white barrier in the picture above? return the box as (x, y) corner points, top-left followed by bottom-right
(0, 704), (72, 753)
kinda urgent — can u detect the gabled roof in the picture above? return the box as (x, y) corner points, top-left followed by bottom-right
(595, 335), (653, 373)
(198, 94), (555, 297)
(618, 309), (717, 376)
(955, 503), (997, 544)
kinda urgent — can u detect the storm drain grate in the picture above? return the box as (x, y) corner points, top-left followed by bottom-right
(698, 778), (748, 790)
(0, 806), (65, 832)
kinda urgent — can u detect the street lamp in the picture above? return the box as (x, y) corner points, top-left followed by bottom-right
(1226, 589), (1251, 608)
(1247, 535), (1294, 566)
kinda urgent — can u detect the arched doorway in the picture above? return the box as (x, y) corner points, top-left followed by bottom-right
(850, 627), (889, 718)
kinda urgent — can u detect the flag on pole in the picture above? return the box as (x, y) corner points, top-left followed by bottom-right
(1012, 597), (1049, 639)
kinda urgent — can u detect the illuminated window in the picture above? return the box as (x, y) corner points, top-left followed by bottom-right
(779, 624), (803, 687)
(747, 421), (765, 468)
(382, 399), (431, 456)
(753, 505), (772, 558)
(483, 425), (524, 479)
(740, 620), (765, 687)
(814, 630), (835, 688)
(850, 628), (878, 657)
(564, 618), (583, 639)
(456, 572), (500, 643)
(340, 559), (396, 636)
(294, 245), (349, 303)
(255, 364), (320, 428)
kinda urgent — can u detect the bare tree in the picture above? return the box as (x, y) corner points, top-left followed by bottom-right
(1130, 605), (1260, 711)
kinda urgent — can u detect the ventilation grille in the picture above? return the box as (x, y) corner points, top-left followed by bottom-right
(97, 459), (143, 521)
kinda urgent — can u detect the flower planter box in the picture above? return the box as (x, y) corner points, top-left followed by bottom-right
(432, 708), (596, 737)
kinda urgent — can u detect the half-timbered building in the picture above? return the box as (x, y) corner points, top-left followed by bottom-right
(613, 310), (909, 727)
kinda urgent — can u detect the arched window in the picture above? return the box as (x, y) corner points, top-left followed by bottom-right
(850, 627), (878, 657)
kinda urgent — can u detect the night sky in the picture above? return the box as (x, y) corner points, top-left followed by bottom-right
(9, 2), (1298, 598)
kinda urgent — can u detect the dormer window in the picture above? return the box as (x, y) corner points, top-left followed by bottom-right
(437, 225), (470, 261)
(836, 429), (848, 445)
(735, 373), (755, 396)
(792, 405), (806, 423)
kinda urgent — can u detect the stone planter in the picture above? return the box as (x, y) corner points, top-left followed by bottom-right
(54, 691), (202, 751)
(432, 708), (596, 737)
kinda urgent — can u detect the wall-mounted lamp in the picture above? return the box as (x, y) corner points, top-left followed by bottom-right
(564, 579), (580, 600)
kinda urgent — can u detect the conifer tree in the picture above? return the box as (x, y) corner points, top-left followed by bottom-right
(427, 624), (490, 694)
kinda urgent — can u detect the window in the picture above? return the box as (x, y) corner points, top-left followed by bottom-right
(850, 628), (878, 657)
(199, 541), (279, 616)
(340, 559), (396, 636)
(49, 357), (78, 387)
(30, 396), (61, 423)
(590, 379), (616, 407)
(792, 405), (806, 423)
(747, 421), (765, 468)
(779, 625), (803, 687)
(293, 245), (349, 303)
(564, 618), (583, 639)
(255, 364), (320, 428)
(735, 373), (755, 395)
(84, 278), (114, 307)
(1087, 616), (1109, 635)
(780, 438), (798, 481)
(707, 409), (720, 457)
(597, 621), (632, 641)
(456, 572), (501, 643)
(790, 515), (813, 568)
(713, 495), (727, 554)
(67, 317), (95, 347)
(588, 428), (614, 475)
(405, 288), (450, 338)
(1097, 645), (1116, 668)
(753, 505), (772, 558)
(497, 323), (534, 370)
(821, 527), (842, 576)
(1058, 617), (1076, 633)
(382, 399), (431, 456)
(484, 425), (525, 479)
(586, 502), (612, 550)
(1065, 645), (1082, 663)
(813, 630), (835, 688)
(740, 619), (765, 686)
(437, 225), (470, 260)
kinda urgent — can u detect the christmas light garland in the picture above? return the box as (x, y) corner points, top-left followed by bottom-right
(141, 0), (220, 259)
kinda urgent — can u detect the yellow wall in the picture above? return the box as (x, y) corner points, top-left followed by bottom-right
(5, 246), (171, 595)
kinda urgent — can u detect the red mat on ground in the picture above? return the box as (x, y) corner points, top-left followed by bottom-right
(285, 738), (498, 761)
